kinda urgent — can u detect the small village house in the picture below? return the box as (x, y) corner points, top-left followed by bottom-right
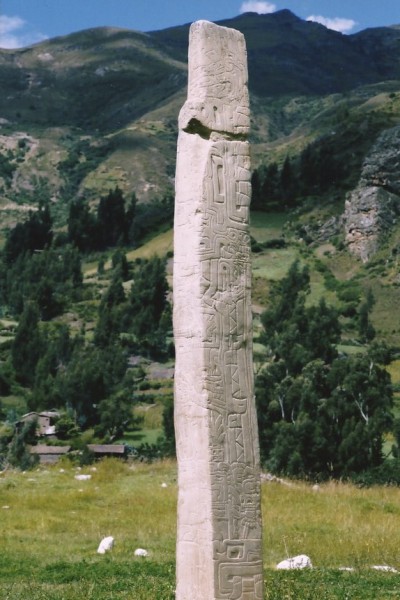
(16, 411), (60, 437)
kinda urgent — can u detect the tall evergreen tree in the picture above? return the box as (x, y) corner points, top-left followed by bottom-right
(96, 186), (126, 248)
(280, 156), (296, 206)
(260, 162), (280, 209)
(67, 197), (96, 251)
(251, 169), (263, 210)
(112, 249), (130, 281)
(127, 256), (172, 357)
(4, 202), (53, 265)
(126, 192), (138, 245)
(358, 289), (376, 343)
(11, 301), (42, 386)
(94, 270), (126, 348)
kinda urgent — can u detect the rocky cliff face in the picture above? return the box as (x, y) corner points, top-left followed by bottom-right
(344, 125), (400, 261)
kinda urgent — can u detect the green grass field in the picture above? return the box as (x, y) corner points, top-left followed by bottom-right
(250, 212), (289, 243)
(1, 459), (400, 599)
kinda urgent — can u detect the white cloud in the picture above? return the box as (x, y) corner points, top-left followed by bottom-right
(307, 15), (357, 34)
(0, 15), (47, 49)
(240, 2), (277, 15)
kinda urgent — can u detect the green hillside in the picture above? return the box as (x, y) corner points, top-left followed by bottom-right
(1, 11), (400, 481)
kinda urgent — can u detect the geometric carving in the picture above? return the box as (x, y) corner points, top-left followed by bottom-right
(174, 20), (264, 600)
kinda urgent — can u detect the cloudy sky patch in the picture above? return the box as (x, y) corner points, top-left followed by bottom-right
(307, 15), (357, 34)
(240, 2), (277, 15)
(0, 14), (47, 49)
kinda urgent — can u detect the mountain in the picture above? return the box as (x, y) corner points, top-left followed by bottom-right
(0, 9), (399, 234)
(152, 10), (400, 96)
(0, 26), (187, 130)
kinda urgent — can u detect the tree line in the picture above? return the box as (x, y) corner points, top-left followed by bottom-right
(67, 187), (173, 252)
(256, 260), (396, 481)
(251, 138), (349, 211)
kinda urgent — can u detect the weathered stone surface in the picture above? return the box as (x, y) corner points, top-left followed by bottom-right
(97, 536), (114, 554)
(344, 125), (400, 261)
(360, 126), (400, 195)
(173, 20), (263, 600)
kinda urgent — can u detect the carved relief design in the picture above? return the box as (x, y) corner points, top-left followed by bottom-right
(199, 140), (262, 599)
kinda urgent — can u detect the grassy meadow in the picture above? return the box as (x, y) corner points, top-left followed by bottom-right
(1, 459), (400, 599)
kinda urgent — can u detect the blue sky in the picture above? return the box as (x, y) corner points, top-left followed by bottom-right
(0, 0), (399, 49)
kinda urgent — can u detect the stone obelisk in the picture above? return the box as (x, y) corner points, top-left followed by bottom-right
(173, 20), (263, 600)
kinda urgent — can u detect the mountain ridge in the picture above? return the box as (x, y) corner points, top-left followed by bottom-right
(0, 10), (399, 226)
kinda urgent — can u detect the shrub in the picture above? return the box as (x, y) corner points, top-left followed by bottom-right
(55, 414), (80, 440)
(77, 445), (95, 466)
(352, 459), (400, 486)
(7, 419), (39, 470)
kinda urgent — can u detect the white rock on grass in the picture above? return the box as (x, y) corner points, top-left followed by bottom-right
(134, 548), (149, 557)
(276, 555), (313, 570)
(97, 536), (114, 554)
(75, 474), (91, 481)
(372, 565), (398, 573)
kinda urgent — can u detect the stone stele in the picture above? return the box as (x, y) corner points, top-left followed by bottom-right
(173, 20), (264, 600)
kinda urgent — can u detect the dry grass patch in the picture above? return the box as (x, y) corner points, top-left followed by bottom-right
(262, 479), (400, 570)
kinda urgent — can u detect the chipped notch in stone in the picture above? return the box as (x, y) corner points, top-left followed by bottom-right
(179, 100), (250, 138)
(183, 118), (212, 140)
(183, 117), (248, 142)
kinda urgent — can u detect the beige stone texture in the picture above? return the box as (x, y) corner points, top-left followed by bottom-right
(173, 20), (263, 600)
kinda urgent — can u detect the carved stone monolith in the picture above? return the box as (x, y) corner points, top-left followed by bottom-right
(173, 20), (263, 600)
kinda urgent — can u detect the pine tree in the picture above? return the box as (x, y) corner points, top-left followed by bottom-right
(68, 197), (96, 251)
(12, 301), (42, 386)
(112, 249), (130, 281)
(7, 419), (39, 470)
(251, 169), (263, 210)
(127, 256), (172, 358)
(260, 162), (280, 209)
(358, 289), (376, 343)
(96, 186), (126, 248)
(4, 202), (53, 264)
(94, 270), (126, 347)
